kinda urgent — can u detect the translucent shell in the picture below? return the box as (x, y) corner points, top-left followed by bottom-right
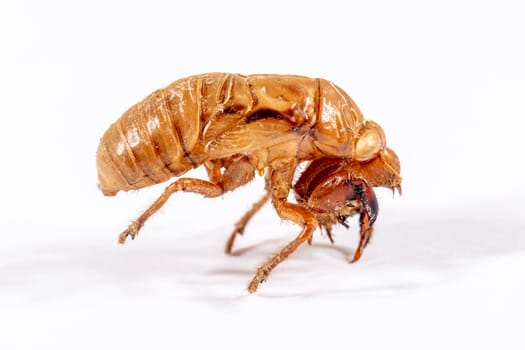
(355, 121), (386, 161)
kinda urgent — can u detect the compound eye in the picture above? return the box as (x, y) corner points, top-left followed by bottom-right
(355, 121), (386, 161)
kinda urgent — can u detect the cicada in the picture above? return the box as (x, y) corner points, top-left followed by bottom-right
(96, 73), (402, 293)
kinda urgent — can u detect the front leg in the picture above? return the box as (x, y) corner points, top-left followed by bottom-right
(349, 177), (379, 263)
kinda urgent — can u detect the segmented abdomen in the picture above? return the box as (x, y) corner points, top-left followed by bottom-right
(96, 75), (209, 196)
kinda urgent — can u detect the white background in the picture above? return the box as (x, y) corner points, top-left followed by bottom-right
(1, 0), (524, 349)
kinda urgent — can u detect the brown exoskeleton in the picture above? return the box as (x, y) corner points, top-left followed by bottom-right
(96, 73), (402, 293)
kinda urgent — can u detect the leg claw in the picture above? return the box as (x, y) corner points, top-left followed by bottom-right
(118, 221), (141, 244)
(224, 228), (244, 255)
(247, 268), (269, 294)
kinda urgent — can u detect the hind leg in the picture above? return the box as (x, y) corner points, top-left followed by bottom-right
(118, 178), (224, 244)
(120, 157), (258, 244)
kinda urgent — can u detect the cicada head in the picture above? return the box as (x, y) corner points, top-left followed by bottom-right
(350, 146), (402, 194)
(294, 147), (401, 231)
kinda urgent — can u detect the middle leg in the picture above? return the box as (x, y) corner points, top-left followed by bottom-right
(246, 161), (318, 293)
(247, 199), (317, 293)
(224, 191), (270, 254)
(206, 156), (268, 254)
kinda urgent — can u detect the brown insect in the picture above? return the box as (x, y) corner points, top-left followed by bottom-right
(96, 73), (402, 293)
